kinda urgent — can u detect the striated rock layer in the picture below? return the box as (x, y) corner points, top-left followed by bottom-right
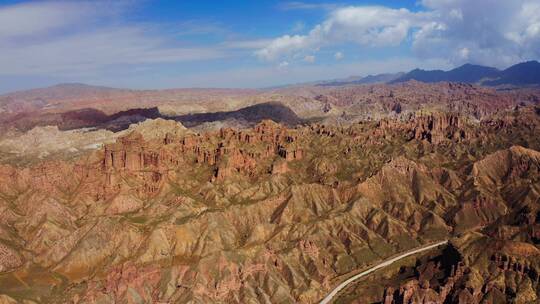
(0, 105), (539, 303)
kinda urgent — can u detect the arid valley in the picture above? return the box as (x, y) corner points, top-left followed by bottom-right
(0, 77), (539, 303)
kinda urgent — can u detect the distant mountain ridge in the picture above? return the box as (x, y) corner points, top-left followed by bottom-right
(483, 61), (540, 86)
(1, 61), (538, 107)
(316, 72), (405, 86)
(392, 61), (540, 86)
(311, 61), (540, 87)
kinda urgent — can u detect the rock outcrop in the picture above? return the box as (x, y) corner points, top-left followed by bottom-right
(0, 106), (539, 303)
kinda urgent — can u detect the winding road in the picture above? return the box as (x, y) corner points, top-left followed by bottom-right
(319, 240), (449, 304)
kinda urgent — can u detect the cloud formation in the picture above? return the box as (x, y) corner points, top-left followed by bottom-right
(257, 0), (540, 67)
(0, 1), (227, 76)
(255, 6), (427, 61)
(0, 1), (97, 39)
(414, 0), (540, 66)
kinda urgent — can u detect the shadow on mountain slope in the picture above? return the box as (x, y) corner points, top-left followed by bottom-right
(1, 102), (302, 132)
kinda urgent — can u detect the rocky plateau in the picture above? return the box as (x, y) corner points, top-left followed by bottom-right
(0, 82), (539, 304)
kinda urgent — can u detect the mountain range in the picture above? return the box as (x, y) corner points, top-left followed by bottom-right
(392, 60), (540, 86)
(315, 61), (540, 87)
(315, 73), (405, 86)
(0, 61), (538, 101)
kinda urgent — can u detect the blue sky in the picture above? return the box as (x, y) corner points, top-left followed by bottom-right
(0, 0), (539, 93)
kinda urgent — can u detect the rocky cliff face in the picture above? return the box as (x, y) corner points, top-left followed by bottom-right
(379, 234), (540, 304)
(377, 112), (469, 144)
(0, 105), (539, 303)
(358, 119), (540, 303)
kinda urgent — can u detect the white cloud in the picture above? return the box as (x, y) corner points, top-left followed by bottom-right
(255, 34), (310, 61)
(334, 52), (344, 60)
(0, 1), (227, 77)
(303, 55), (315, 63)
(256, 6), (428, 61)
(1, 30), (227, 76)
(0, 2), (93, 39)
(258, 1), (540, 67)
(323, 6), (425, 46)
(414, 0), (540, 66)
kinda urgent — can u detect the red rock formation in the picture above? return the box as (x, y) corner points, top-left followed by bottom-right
(411, 113), (466, 144)
(383, 261), (467, 304)
(104, 131), (146, 171)
(0, 106), (539, 304)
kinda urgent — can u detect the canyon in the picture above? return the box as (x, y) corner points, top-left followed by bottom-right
(0, 81), (539, 303)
